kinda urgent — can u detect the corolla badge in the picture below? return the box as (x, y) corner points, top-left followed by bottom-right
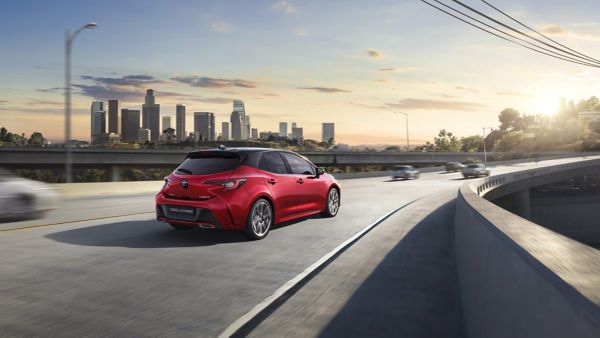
(180, 179), (189, 188)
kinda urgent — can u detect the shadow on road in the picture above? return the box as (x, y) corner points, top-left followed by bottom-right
(45, 220), (248, 248)
(46, 214), (326, 248)
(317, 199), (464, 338)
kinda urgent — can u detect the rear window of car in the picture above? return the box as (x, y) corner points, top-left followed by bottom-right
(395, 166), (411, 170)
(176, 153), (241, 175)
(467, 164), (482, 168)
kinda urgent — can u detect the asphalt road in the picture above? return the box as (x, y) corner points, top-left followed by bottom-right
(0, 161), (559, 337)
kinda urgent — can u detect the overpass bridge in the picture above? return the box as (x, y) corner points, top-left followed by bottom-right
(0, 147), (588, 181)
(1, 155), (599, 337)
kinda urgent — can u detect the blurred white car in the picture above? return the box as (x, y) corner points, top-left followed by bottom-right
(462, 163), (491, 178)
(392, 165), (420, 180)
(0, 168), (60, 221)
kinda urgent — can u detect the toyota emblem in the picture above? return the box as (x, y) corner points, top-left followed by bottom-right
(180, 179), (189, 188)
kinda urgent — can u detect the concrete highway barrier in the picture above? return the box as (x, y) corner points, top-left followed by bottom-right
(455, 157), (600, 338)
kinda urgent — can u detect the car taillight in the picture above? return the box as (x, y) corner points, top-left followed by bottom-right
(204, 178), (247, 190)
(162, 176), (171, 191)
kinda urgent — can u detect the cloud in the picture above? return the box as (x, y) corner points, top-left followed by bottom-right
(262, 92), (280, 97)
(294, 29), (306, 37)
(437, 93), (458, 98)
(366, 49), (382, 59)
(210, 21), (231, 33)
(28, 99), (63, 106)
(378, 67), (417, 72)
(172, 75), (257, 88)
(298, 87), (351, 93)
(70, 74), (166, 101)
(0, 100), (7, 104)
(496, 91), (529, 97)
(37, 87), (62, 93)
(188, 97), (232, 104)
(272, 1), (295, 13)
(383, 98), (487, 111)
(539, 23), (600, 40)
(455, 86), (479, 92)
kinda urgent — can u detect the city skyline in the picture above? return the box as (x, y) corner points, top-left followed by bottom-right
(1, 1), (600, 144)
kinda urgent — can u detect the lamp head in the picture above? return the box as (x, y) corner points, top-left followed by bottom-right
(84, 22), (98, 29)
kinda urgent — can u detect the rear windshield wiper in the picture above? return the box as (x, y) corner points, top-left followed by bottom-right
(176, 168), (193, 174)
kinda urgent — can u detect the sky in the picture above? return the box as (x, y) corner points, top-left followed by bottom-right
(1, 0), (600, 145)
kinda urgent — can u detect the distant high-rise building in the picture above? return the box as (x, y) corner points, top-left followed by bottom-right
(279, 122), (288, 138)
(121, 109), (140, 142)
(231, 100), (250, 140)
(194, 112), (215, 141)
(233, 100), (245, 114)
(230, 111), (243, 140)
(292, 124), (303, 140)
(251, 128), (258, 140)
(322, 122), (335, 143)
(176, 104), (186, 142)
(108, 100), (120, 134)
(138, 128), (151, 143)
(91, 112), (106, 145)
(222, 122), (230, 141)
(245, 115), (251, 140)
(90, 101), (105, 145)
(142, 89), (160, 143)
(162, 116), (171, 131)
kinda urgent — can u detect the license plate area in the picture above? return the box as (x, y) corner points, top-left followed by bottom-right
(165, 205), (197, 221)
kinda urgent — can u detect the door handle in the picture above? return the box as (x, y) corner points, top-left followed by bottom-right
(267, 178), (277, 185)
(296, 178), (304, 184)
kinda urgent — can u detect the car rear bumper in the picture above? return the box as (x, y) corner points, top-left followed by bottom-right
(155, 193), (239, 230)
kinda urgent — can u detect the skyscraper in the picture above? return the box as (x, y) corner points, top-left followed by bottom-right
(222, 122), (230, 141)
(107, 100), (120, 134)
(322, 122), (335, 143)
(231, 100), (249, 140)
(90, 101), (105, 145)
(121, 109), (140, 142)
(230, 111), (243, 140)
(138, 128), (151, 143)
(291, 122), (303, 140)
(176, 104), (186, 142)
(142, 89), (160, 143)
(194, 112), (215, 141)
(251, 128), (258, 140)
(279, 122), (288, 139)
(162, 116), (171, 131)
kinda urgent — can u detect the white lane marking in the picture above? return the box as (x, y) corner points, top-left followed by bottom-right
(219, 198), (420, 338)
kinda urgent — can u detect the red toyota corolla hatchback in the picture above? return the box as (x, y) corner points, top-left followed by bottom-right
(156, 147), (340, 240)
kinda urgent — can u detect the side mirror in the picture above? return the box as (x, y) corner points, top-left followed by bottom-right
(316, 167), (325, 177)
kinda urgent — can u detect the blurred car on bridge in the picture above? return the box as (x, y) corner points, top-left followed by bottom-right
(391, 165), (420, 180)
(156, 147), (340, 240)
(445, 162), (465, 172)
(462, 163), (491, 178)
(0, 168), (60, 222)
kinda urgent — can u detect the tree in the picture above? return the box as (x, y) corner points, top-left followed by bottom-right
(484, 129), (503, 151)
(494, 131), (524, 152)
(498, 108), (521, 132)
(27, 132), (46, 146)
(434, 129), (460, 152)
(0, 127), (7, 141)
(460, 135), (484, 152)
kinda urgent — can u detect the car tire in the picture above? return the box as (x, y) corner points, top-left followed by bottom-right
(244, 198), (273, 240)
(322, 187), (340, 217)
(169, 223), (196, 230)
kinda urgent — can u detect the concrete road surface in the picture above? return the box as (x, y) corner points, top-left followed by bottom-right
(0, 160), (568, 337)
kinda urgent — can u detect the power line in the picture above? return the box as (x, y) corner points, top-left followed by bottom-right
(480, 0), (600, 65)
(450, 0), (600, 66)
(419, 0), (600, 68)
(430, 0), (600, 67)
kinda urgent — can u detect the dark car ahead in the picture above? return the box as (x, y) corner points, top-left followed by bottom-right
(155, 148), (340, 240)
(445, 162), (465, 172)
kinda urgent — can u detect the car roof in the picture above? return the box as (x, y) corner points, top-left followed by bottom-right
(185, 147), (306, 168)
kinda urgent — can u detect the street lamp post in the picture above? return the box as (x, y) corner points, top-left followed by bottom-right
(64, 22), (97, 183)
(482, 126), (493, 163)
(396, 112), (409, 151)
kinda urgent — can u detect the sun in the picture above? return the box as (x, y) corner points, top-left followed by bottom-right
(535, 97), (560, 116)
